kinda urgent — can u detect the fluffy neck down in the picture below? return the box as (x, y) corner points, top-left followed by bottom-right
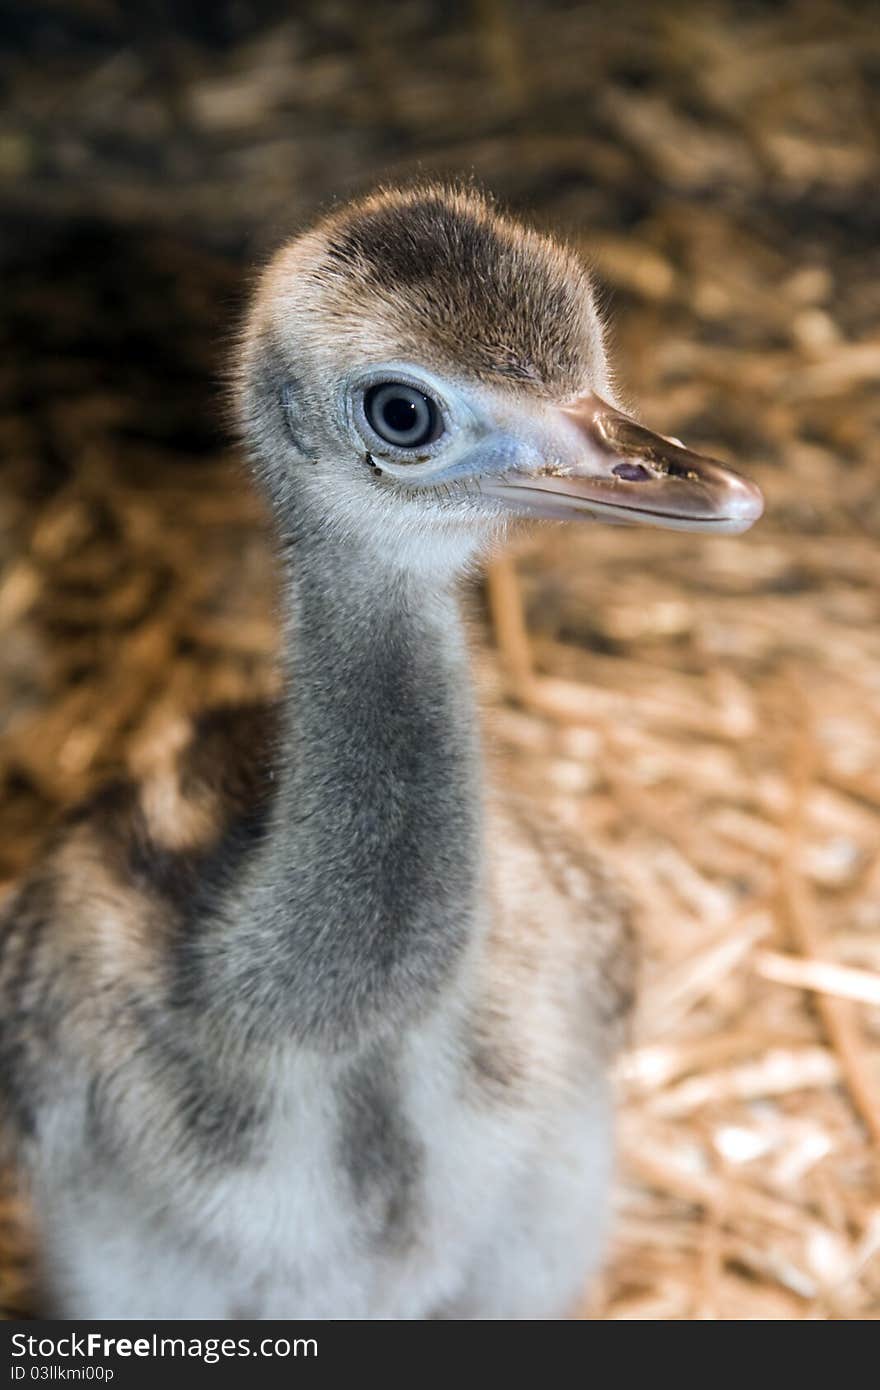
(206, 508), (485, 1053)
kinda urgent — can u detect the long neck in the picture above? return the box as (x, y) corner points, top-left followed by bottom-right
(214, 521), (484, 1051)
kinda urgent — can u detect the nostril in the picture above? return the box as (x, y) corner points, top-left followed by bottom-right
(612, 462), (653, 482)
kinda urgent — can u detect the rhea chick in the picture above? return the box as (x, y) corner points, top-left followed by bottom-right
(0, 186), (762, 1319)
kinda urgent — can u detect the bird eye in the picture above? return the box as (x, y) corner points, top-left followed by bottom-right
(364, 383), (441, 449)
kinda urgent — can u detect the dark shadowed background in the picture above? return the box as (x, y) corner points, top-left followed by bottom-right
(1, 0), (879, 1318)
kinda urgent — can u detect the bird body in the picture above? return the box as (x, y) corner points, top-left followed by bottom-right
(8, 699), (628, 1319)
(0, 186), (761, 1318)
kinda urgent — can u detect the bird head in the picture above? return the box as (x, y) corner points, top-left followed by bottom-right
(240, 185), (763, 576)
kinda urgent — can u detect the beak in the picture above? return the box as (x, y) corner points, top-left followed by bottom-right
(480, 393), (764, 535)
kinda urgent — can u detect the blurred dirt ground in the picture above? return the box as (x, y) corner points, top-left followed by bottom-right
(1, 0), (879, 1318)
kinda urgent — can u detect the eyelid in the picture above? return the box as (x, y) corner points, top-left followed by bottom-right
(347, 364), (451, 413)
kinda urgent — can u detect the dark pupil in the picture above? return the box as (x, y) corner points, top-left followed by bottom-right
(382, 396), (418, 434)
